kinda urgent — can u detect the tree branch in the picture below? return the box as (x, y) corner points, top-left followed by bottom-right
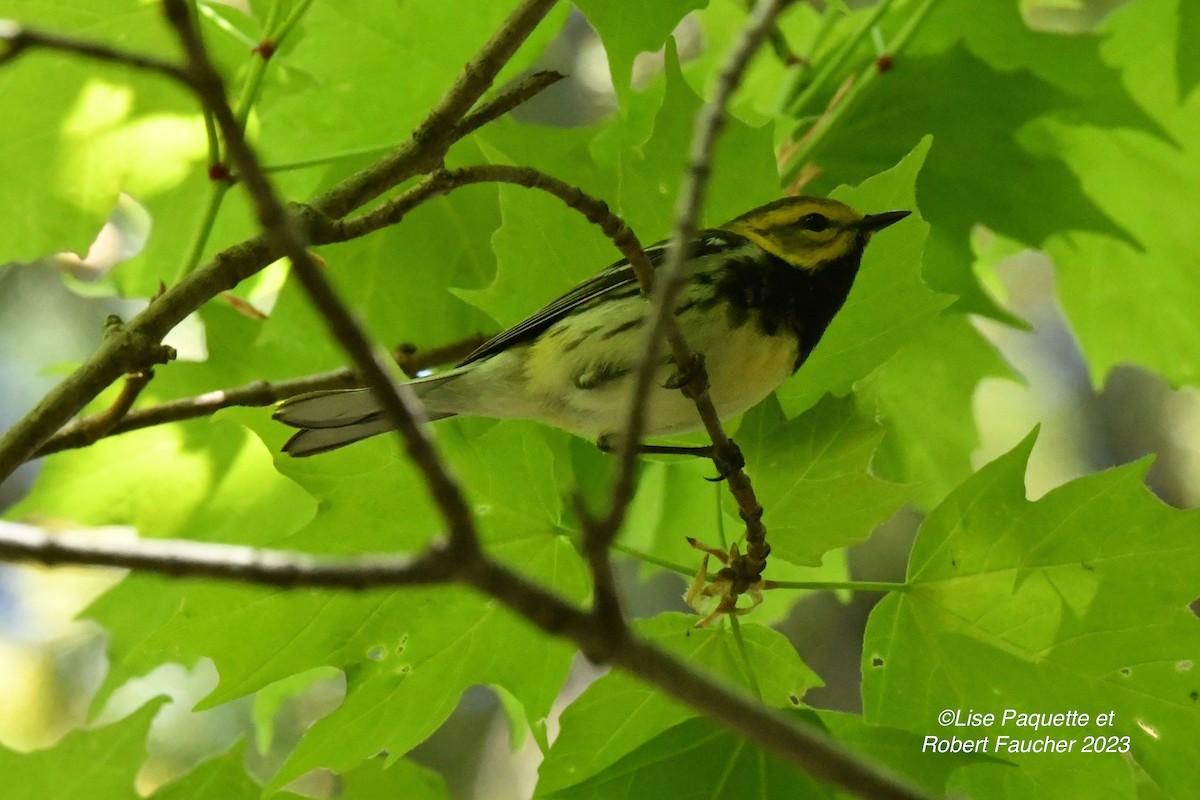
(311, 0), (561, 220)
(160, 0), (482, 557)
(0, 522), (454, 589)
(455, 69), (565, 138)
(0, 20), (194, 86)
(31, 335), (488, 458)
(329, 165), (653, 280)
(29, 368), (155, 457)
(0, 524), (930, 800)
(604, 0), (792, 617)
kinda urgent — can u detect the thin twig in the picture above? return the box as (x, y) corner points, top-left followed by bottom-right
(609, 636), (928, 800)
(455, 70), (566, 137)
(312, 0), (560, 220)
(0, 522), (454, 588)
(30, 370), (154, 458)
(604, 0), (793, 617)
(783, 0), (893, 118)
(781, 0), (941, 183)
(0, 21), (194, 86)
(31, 335), (488, 458)
(161, 0), (482, 556)
(259, 71), (564, 177)
(330, 165), (653, 278)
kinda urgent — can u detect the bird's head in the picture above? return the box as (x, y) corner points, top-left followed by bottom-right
(721, 196), (909, 271)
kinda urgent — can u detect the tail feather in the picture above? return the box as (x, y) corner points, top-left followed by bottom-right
(274, 387), (382, 429)
(282, 417), (395, 457)
(273, 377), (461, 457)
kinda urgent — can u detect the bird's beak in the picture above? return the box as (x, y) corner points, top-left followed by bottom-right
(858, 210), (910, 235)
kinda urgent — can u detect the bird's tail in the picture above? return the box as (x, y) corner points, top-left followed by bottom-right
(273, 373), (459, 457)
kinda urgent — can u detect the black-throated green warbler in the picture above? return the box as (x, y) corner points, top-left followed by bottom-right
(274, 196), (908, 456)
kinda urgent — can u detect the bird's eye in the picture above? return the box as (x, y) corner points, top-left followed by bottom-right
(800, 212), (830, 232)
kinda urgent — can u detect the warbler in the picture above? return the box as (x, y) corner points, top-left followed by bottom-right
(274, 197), (908, 456)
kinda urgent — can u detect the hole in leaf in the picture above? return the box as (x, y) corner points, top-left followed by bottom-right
(1120, 667), (1131, 677)
(788, 694), (800, 706)
(872, 656), (885, 668)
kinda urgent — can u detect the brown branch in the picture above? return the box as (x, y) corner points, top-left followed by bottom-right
(329, 165), (652, 278)
(0, 21), (194, 86)
(311, 0), (561, 220)
(29, 369), (156, 458)
(0, 524), (931, 800)
(31, 334), (489, 458)
(455, 69), (565, 138)
(0, 522), (454, 588)
(608, 637), (929, 800)
(0, 0), (560, 484)
(611, 0), (793, 613)
(161, 0), (482, 556)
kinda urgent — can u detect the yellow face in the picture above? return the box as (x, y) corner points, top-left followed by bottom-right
(721, 197), (871, 271)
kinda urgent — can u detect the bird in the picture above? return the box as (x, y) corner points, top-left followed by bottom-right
(274, 196), (909, 457)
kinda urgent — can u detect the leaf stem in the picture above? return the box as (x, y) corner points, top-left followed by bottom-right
(782, 0), (941, 183)
(612, 543), (696, 577)
(784, 0), (893, 116)
(272, 0), (317, 49)
(767, 579), (908, 593)
(728, 614), (763, 701)
(178, 0), (312, 280)
(261, 143), (401, 173)
(196, 2), (259, 49)
(176, 180), (230, 281)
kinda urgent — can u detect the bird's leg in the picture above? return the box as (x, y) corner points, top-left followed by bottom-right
(594, 437), (745, 482)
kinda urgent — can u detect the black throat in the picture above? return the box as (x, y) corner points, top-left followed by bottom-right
(711, 242), (866, 372)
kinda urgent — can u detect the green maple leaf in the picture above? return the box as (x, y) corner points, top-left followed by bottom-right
(737, 394), (909, 567)
(151, 740), (447, 800)
(537, 614), (821, 795)
(863, 431), (1200, 798)
(0, 2), (237, 263)
(796, 0), (1160, 321)
(80, 419), (587, 789)
(1036, 0), (1200, 387)
(857, 312), (1016, 509)
(251, 1), (564, 164)
(540, 717), (832, 800)
(573, 0), (708, 97)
